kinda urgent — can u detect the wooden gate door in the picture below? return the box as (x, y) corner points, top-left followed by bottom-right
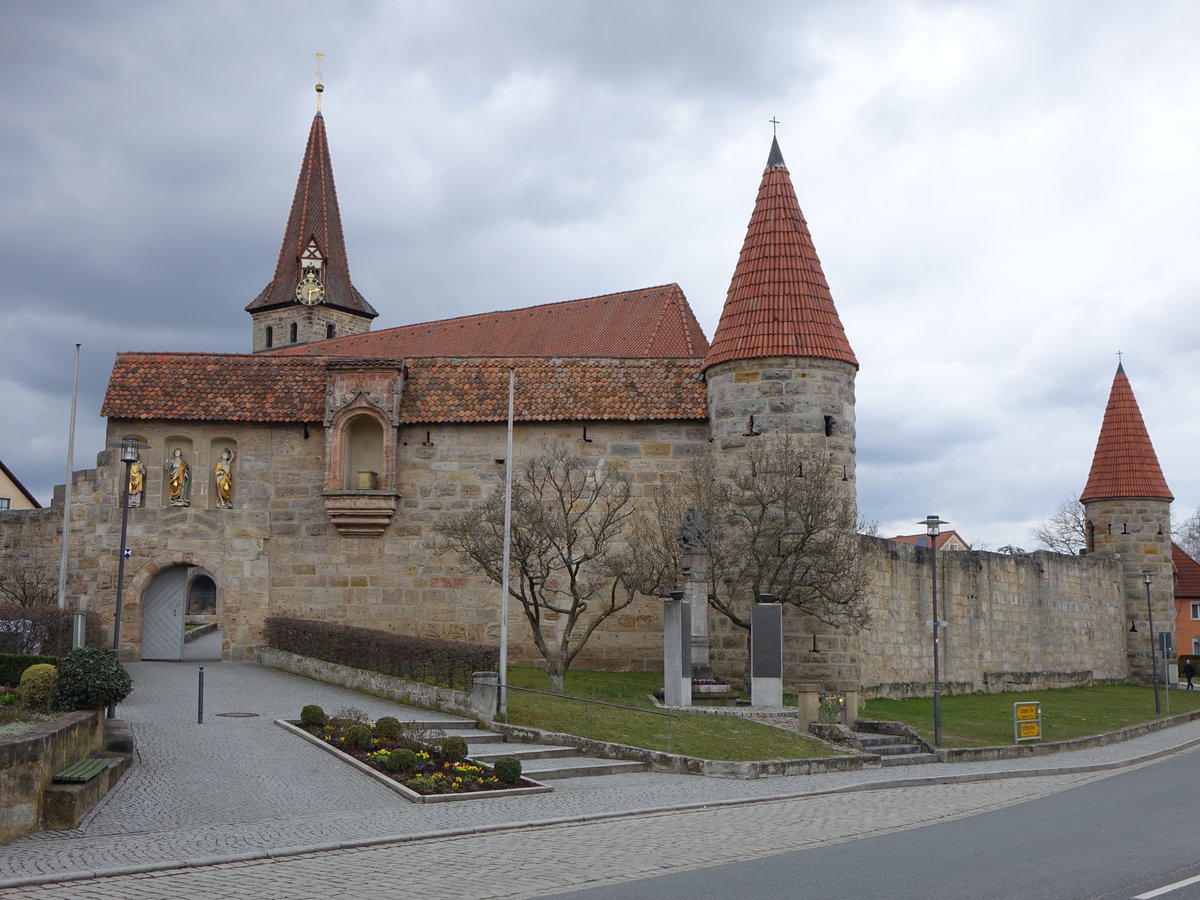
(141, 566), (186, 660)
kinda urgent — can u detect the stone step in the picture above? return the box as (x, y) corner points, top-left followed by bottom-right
(402, 717), (478, 732)
(871, 743), (926, 757)
(879, 752), (940, 767)
(852, 732), (908, 747)
(520, 756), (649, 779)
(469, 742), (580, 762)
(437, 728), (505, 744)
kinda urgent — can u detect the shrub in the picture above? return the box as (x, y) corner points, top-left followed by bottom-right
(385, 748), (419, 774)
(54, 647), (133, 710)
(374, 716), (402, 739)
(18, 663), (58, 710)
(344, 724), (374, 751)
(493, 756), (522, 784)
(328, 706), (369, 727)
(300, 704), (327, 727)
(440, 735), (468, 763)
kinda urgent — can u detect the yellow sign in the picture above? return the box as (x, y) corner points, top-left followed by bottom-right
(1018, 721), (1041, 739)
(1015, 703), (1039, 721)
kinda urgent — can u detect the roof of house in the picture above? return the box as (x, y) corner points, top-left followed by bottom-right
(272, 284), (708, 361)
(888, 530), (970, 551)
(1080, 363), (1173, 502)
(244, 112), (377, 319)
(1174, 543), (1200, 600)
(703, 136), (857, 372)
(101, 352), (707, 425)
(0, 459), (41, 508)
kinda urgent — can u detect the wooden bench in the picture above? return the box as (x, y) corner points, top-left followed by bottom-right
(52, 757), (110, 784)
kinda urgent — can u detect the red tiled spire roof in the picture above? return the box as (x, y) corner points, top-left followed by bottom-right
(244, 113), (377, 319)
(101, 353), (707, 424)
(1080, 364), (1172, 502)
(1172, 543), (1200, 599)
(702, 137), (856, 372)
(272, 284), (707, 360)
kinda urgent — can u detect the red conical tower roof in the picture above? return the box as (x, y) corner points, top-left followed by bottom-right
(702, 137), (856, 372)
(245, 109), (377, 319)
(1080, 363), (1172, 502)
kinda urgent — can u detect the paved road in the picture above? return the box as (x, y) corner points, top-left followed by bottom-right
(4, 639), (1200, 897)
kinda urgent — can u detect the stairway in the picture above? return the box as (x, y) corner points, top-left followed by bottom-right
(423, 717), (648, 780)
(852, 731), (938, 767)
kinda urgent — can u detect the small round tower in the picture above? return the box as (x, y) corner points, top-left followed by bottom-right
(1080, 362), (1174, 684)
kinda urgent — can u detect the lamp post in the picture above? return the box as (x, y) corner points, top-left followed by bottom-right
(109, 436), (147, 718)
(919, 515), (949, 746)
(1144, 571), (1160, 715)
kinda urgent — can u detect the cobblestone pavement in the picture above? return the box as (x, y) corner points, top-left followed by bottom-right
(4, 648), (1200, 897)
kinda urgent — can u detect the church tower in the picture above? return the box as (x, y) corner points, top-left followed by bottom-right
(246, 82), (378, 353)
(702, 136), (859, 513)
(1080, 363), (1174, 683)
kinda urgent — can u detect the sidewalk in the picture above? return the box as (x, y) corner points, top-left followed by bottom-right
(4, 646), (1200, 890)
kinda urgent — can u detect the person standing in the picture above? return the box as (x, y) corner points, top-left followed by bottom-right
(1181, 659), (1196, 690)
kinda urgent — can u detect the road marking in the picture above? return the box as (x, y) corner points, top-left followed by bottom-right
(1135, 873), (1200, 898)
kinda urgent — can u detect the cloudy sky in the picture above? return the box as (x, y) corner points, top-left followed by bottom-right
(4, 0), (1199, 549)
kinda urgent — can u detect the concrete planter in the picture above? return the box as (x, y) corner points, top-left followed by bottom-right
(276, 719), (551, 802)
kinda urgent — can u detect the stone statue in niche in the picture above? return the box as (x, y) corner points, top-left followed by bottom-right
(214, 448), (235, 509)
(166, 448), (191, 506)
(127, 455), (145, 508)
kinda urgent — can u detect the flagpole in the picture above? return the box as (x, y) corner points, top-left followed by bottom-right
(499, 369), (514, 715)
(57, 344), (80, 610)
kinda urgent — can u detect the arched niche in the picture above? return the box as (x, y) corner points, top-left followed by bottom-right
(162, 437), (195, 507)
(343, 414), (384, 490)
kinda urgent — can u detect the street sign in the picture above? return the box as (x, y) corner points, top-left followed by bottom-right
(1013, 701), (1042, 742)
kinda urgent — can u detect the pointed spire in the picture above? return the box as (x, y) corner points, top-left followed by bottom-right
(702, 137), (856, 372)
(1080, 364), (1172, 502)
(245, 104), (377, 319)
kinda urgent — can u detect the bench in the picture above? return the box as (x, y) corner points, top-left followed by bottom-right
(52, 757), (111, 784)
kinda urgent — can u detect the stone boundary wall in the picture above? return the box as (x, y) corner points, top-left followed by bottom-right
(0, 709), (104, 845)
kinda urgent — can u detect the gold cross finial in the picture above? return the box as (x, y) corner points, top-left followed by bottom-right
(315, 53), (325, 112)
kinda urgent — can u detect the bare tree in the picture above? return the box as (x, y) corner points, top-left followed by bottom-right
(654, 437), (872, 633)
(1031, 494), (1087, 555)
(435, 443), (671, 692)
(1177, 507), (1200, 561)
(0, 556), (57, 607)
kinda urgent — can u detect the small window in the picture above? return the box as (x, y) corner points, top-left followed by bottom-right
(265, 326), (273, 348)
(1191, 602), (1200, 621)
(327, 323), (336, 339)
(290, 322), (298, 343)
(1194, 638), (1200, 656)
(0, 498), (9, 511)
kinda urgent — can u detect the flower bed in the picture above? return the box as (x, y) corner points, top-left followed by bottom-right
(277, 706), (551, 803)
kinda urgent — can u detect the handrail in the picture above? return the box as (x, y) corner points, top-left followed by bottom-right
(479, 680), (681, 753)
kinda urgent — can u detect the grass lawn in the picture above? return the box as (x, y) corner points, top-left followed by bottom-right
(862, 684), (1200, 748)
(497, 667), (833, 761)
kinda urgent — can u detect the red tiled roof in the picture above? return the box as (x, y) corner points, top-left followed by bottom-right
(401, 357), (706, 423)
(1173, 543), (1200, 599)
(272, 284), (707, 360)
(101, 353), (706, 425)
(703, 137), (857, 372)
(245, 113), (377, 319)
(102, 353), (329, 422)
(888, 531), (969, 551)
(1080, 364), (1172, 502)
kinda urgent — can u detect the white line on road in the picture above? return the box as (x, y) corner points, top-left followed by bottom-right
(1135, 873), (1200, 898)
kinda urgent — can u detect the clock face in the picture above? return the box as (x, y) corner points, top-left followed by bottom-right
(295, 272), (325, 306)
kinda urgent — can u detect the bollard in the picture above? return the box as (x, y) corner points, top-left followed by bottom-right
(198, 666), (204, 725)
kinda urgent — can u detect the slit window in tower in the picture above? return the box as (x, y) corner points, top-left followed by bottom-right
(290, 322), (298, 343)
(265, 326), (273, 349)
(824, 415), (835, 437)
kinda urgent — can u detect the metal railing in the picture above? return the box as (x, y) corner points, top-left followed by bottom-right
(484, 681), (682, 753)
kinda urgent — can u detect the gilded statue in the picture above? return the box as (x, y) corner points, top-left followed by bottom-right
(214, 448), (235, 509)
(127, 456), (145, 508)
(166, 448), (191, 506)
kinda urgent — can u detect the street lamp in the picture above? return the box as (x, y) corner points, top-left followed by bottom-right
(919, 515), (949, 746)
(110, 435), (148, 717)
(1144, 571), (1161, 715)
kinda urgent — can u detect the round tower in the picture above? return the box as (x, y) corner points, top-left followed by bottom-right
(1080, 362), (1174, 684)
(702, 136), (858, 514)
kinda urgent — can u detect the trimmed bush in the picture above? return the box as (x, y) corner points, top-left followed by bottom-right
(374, 716), (402, 739)
(344, 724), (374, 751)
(18, 662), (58, 710)
(440, 735), (468, 763)
(300, 704), (327, 727)
(385, 748), (419, 774)
(493, 756), (522, 784)
(54, 647), (133, 710)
